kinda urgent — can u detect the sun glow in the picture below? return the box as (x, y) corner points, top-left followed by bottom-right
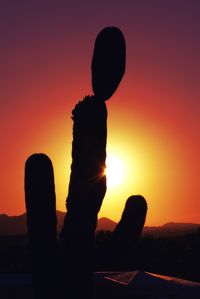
(105, 154), (125, 188)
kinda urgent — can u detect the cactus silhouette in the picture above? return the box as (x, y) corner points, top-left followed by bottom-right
(24, 27), (147, 298)
(25, 154), (57, 298)
(92, 26), (126, 100)
(59, 96), (107, 298)
(111, 195), (147, 268)
(95, 195), (147, 270)
(113, 195), (147, 246)
(59, 27), (126, 298)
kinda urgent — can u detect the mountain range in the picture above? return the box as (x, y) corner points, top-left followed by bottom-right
(0, 212), (199, 237)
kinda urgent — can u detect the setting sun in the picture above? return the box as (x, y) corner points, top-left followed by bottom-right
(105, 154), (125, 188)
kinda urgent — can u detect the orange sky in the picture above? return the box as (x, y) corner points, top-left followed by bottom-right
(0, 1), (200, 226)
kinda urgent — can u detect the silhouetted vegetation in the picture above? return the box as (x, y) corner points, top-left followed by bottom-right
(16, 24), (200, 299)
(95, 230), (200, 282)
(95, 196), (147, 270)
(24, 27), (126, 298)
(0, 235), (29, 273)
(92, 26), (126, 100)
(0, 232), (200, 282)
(25, 154), (57, 298)
(59, 26), (125, 299)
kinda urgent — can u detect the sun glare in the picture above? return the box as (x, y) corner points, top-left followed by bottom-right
(105, 154), (125, 188)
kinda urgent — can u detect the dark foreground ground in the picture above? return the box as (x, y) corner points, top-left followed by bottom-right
(0, 232), (200, 282)
(0, 271), (200, 299)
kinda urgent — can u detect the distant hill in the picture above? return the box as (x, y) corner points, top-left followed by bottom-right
(96, 217), (117, 232)
(143, 222), (200, 237)
(0, 212), (199, 237)
(0, 212), (116, 236)
(0, 211), (66, 236)
(0, 213), (27, 235)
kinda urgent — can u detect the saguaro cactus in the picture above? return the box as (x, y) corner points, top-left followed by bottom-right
(24, 27), (151, 298)
(60, 27), (126, 298)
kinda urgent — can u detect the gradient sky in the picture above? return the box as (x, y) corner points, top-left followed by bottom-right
(0, 0), (200, 225)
